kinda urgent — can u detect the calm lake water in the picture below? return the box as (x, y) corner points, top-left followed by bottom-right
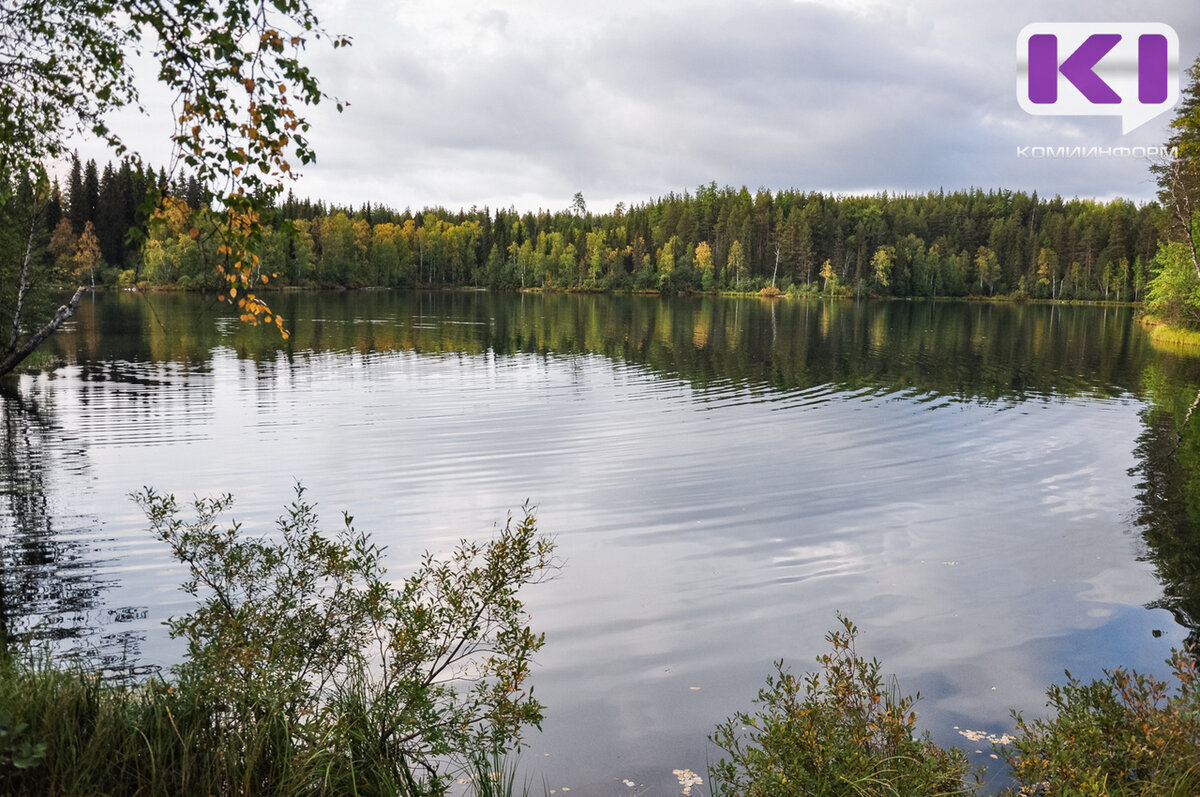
(4, 291), (1200, 793)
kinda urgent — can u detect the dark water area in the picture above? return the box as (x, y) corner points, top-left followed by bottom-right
(3, 291), (1200, 793)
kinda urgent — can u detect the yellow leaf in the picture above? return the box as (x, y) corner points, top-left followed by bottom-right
(230, 287), (237, 298)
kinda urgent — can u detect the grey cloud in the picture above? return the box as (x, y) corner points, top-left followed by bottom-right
(292, 0), (1200, 211)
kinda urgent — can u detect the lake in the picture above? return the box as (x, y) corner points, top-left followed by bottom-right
(3, 291), (1199, 793)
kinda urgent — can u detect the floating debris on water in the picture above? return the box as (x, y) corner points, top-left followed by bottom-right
(957, 728), (1015, 745)
(622, 780), (636, 788)
(689, 686), (701, 691)
(673, 768), (703, 795)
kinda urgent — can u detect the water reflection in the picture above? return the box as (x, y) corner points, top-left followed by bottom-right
(43, 293), (1195, 653)
(1131, 356), (1200, 650)
(0, 379), (146, 675)
(57, 292), (1150, 403)
(14, 290), (1200, 792)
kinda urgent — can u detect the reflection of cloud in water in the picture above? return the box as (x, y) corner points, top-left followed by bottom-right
(0, 380), (144, 672)
(1040, 466), (1109, 520)
(29, 294), (1188, 794)
(769, 539), (861, 582)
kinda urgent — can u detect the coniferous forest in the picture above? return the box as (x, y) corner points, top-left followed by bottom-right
(22, 156), (1162, 302)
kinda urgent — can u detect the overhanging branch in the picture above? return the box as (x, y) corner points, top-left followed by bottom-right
(0, 287), (84, 377)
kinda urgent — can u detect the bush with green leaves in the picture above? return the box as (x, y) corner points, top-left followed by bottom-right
(141, 485), (557, 787)
(1002, 648), (1200, 797)
(709, 616), (975, 797)
(1145, 241), (1200, 330)
(0, 486), (556, 795)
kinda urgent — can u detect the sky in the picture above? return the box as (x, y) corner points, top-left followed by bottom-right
(81, 0), (1200, 214)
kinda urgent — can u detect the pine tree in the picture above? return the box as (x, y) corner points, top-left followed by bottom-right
(97, 162), (124, 266)
(82, 159), (100, 230)
(67, 153), (85, 233)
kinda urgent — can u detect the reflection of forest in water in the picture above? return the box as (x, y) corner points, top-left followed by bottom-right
(1131, 356), (1200, 651)
(9, 291), (1200, 661)
(0, 381), (148, 677)
(55, 292), (1148, 404)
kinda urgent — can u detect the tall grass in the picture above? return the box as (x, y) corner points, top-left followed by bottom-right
(0, 647), (405, 796)
(0, 647), (545, 796)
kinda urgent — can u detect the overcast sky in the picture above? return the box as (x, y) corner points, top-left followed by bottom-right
(85, 0), (1200, 214)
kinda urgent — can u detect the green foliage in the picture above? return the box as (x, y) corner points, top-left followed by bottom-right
(0, 486), (556, 795)
(1, 0), (349, 373)
(137, 485), (557, 779)
(1145, 241), (1200, 329)
(1002, 648), (1200, 796)
(0, 707), (46, 772)
(0, 0), (345, 195)
(871, 245), (894, 290)
(0, 177), (64, 351)
(9, 156), (1168, 302)
(0, 3), (134, 181)
(1153, 53), (1200, 263)
(468, 752), (532, 797)
(709, 616), (975, 797)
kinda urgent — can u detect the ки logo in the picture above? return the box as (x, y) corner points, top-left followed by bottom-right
(1017, 23), (1179, 134)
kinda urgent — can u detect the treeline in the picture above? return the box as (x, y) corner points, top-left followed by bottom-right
(39, 161), (1164, 301)
(7, 156), (206, 291)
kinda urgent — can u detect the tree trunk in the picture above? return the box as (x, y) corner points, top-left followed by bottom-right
(6, 209), (38, 356)
(0, 287), (85, 377)
(1165, 158), (1200, 279)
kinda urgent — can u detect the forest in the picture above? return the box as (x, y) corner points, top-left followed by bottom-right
(24, 155), (1163, 302)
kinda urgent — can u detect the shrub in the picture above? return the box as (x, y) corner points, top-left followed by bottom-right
(1002, 647), (1200, 796)
(709, 616), (975, 797)
(0, 486), (557, 795)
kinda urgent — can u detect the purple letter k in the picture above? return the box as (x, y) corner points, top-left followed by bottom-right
(1028, 33), (1122, 105)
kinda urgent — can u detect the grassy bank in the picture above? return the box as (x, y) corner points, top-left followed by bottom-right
(0, 650), (371, 796)
(1143, 314), (1200, 352)
(0, 649), (539, 796)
